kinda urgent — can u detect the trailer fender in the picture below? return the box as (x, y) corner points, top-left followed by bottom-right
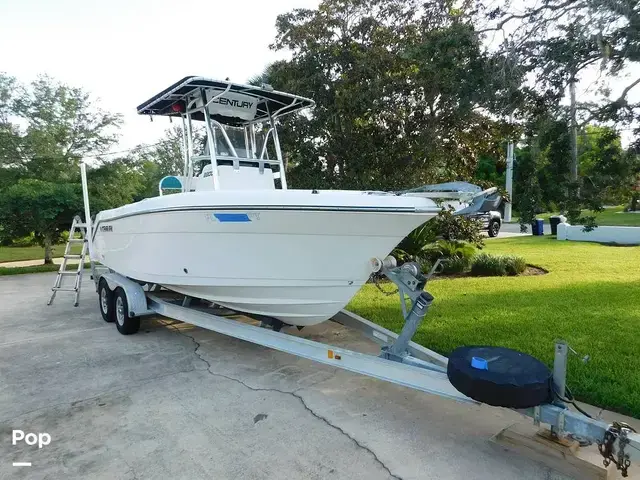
(98, 272), (154, 317)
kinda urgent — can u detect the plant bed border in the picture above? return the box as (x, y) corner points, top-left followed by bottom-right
(368, 263), (548, 283)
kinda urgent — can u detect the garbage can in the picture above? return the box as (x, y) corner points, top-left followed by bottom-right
(531, 219), (544, 236)
(550, 215), (562, 235)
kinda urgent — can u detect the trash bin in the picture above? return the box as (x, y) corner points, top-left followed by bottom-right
(531, 219), (544, 236)
(550, 216), (562, 235)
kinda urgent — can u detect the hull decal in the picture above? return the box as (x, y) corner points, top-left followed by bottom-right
(214, 213), (251, 222)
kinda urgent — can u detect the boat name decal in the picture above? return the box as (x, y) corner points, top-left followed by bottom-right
(203, 170), (213, 178)
(100, 225), (113, 232)
(210, 97), (254, 110)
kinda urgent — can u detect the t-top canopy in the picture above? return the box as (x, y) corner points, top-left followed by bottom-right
(137, 76), (315, 126)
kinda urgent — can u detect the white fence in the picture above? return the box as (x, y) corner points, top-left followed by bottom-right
(557, 223), (640, 245)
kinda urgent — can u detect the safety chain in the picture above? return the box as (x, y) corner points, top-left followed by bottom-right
(598, 421), (636, 477)
(369, 273), (398, 296)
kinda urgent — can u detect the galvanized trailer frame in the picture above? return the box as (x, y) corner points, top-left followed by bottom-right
(92, 257), (640, 477)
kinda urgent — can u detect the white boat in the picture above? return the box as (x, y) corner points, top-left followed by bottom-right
(91, 77), (493, 327)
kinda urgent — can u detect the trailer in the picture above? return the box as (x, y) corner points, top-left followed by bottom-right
(85, 256), (640, 478)
(49, 164), (640, 478)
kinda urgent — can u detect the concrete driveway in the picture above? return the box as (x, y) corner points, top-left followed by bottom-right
(491, 222), (534, 238)
(0, 273), (618, 480)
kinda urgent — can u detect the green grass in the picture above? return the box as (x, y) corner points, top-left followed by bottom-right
(0, 262), (91, 276)
(348, 236), (640, 417)
(0, 243), (83, 263)
(527, 205), (640, 227)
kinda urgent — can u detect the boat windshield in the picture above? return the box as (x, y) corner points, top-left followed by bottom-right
(213, 125), (247, 158)
(199, 124), (276, 164)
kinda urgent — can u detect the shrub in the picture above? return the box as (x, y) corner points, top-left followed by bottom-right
(441, 256), (470, 274)
(421, 240), (476, 274)
(430, 207), (485, 247)
(9, 234), (38, 247)
(394, 239), (476, 275)
(393, 206), (485, 261)
(504, 255), (526, 275)
(424, 239), (476, 261)
(393, 223), (438, 262)
(471, 253), (506, 276)
(416, 257), (433, 276)
(471, 253), (526, 276)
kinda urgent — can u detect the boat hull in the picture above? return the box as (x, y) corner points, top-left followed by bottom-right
(92, 191), (437, 326)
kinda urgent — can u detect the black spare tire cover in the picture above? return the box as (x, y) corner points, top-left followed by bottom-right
(447, 346), (553, 408)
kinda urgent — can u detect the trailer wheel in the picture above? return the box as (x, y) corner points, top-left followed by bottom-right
(114, 288), (140, 335)
(488, 219), (501, 237)
(98, 278), (115, 323)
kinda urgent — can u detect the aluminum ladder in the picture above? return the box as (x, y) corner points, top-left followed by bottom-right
(47, 215), (90, 307)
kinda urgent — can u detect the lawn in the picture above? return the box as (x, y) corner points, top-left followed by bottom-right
(0, 243), (83, 263)
(0, 262), (91, 276)
(348, 236), (640, 417)
(532, 205), (640, 227)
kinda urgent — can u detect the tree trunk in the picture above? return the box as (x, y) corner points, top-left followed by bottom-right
(43, 234), (53, 265)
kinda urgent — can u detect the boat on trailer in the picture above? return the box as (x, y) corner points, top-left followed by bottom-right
(48, 78), (639, 478)
(90, 77), (493, 327)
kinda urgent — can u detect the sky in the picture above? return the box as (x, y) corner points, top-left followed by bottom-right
(1, 0), (638, 153)
(0, 0), (320, 153)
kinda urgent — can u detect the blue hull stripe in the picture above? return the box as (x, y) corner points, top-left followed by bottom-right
(214, 213), (251, 222)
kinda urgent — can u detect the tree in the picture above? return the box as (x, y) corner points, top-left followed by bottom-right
(0, 180), (82, 263)
(0, 74), (125, 253)
(629, 135), (640, 211)
(515, 122), (639, 229)
(478, 0), (640, 122)
(261, 0), (521, 191)
(536, 118), (572, 212)
(513, 136), (544, 230)
(0, 74), (23, 186)
(135, 125), (188, 180)
(578, 126), (640, 209)
(87, 158), (146, 212)
(0, 74), (122, 183)
(479, 0), (640, 224)
(129, 125), (200, 199)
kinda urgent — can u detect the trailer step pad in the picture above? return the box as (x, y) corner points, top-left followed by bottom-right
(447, 346), (553, 408)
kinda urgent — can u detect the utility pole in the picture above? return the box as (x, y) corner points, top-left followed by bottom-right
(569, 75), (578, 182)
(504, 114), (514, 222)
(504, 141), (514, 222)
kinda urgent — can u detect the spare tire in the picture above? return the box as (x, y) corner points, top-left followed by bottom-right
(447, 346), (553, 408)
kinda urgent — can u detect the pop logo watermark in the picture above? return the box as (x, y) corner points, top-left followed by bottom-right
(12, 430), (51, 449)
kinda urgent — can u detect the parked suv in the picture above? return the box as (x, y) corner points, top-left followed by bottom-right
(468, 211), (502, 237)
(465, 188), (503, 237)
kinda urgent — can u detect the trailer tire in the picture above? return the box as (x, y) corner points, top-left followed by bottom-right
(114, 288), (140, 335)
(488, 219), (501, 237)
(98, 278), (115, 323)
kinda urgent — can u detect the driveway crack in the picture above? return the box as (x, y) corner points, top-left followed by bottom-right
(121, 456), (140, 480)
(166, 323), (403, 480)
